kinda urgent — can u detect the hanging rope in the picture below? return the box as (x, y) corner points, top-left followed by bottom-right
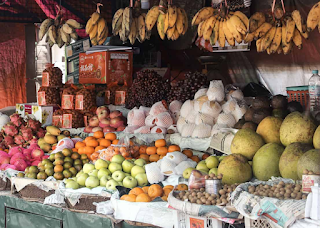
(96, 3), (103, 13)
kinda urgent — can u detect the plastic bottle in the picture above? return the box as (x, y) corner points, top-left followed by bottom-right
(309, 70), (320, 114)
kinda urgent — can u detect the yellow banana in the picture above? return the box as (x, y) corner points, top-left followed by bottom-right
(307, 2), (320, 32)
(85, 18), (93, 34)
(60, 28), (71, 44)
(129, 18), (137, 45)
(122, 7), (132, 37)
(212, 20), (220, 44)
(249, 12), (265, 33)
(137, 15), (146, 42)
(292, 28), (302, 49)
(48, 25), (57, 44)
(176, 8), (185, 35)
(56, 28), (64, 48)
(282, 26), (292, 55)
(98, 30), (108, 45)
(164, 12), (169, 33)
(300, 30), (309, 39)
(277, 45), (282, 54)
(39, 18), (53, 41)
(203, 16), (216, 34)
(62, 23), (74, 34)
(226, 18), (242, 43)
(256, 38), (263, 52)
(218, 19), (226, 48)
(97, 18), (107, 40)
(181, 8), (188, 35)
(157, 13), (166, 40)
(260, 26), (276, 52)
(112, 8), (124, 35)
(198, 21), (205, 37)
(203, 26), (213, 41)
(91, 12), (101, 25)
(66, 19), (82, 29)
(229, 15), (247, 35)
(269, 26), (282, 54)
(223, 20), (235, 46)
(192, 7), (215, 26)
(167, 26), (175, 40)
(266, 46), (271, 55)
(168, 5), (177, 28)
(234, 11), (249, 30)
(145, 6), (160, 31)
(89, 24), (98, 40)
(70, 32), (78, 41)
(172, 27), (180, 40)
(244, 32), (254, 43)
(285, 16), (296, 43)
(254, 22), (272, 39)
(291, 10), (303, 33)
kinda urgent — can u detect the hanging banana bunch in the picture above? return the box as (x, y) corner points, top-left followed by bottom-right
(39, 6), (82, 48)
(307, 1), (320, 32)
(85, 3), (109, 46)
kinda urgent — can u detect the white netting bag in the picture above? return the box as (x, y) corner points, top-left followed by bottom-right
(194, 96), (209, 112)
(169, 100), (182, 113)
(123, 125), (140, 133)
(227, 89), (244, 101)
(192, 123), (212, 138)
(222, 98), (238, 114)
(201, 101), (222, 118)
(151, 126), (167, 134)
(170, 111), (180, 124)
(139, 106), (151, 116)
(145, 115), (156, 127)
(127, 107), (137, 125)
(195, 113), (215, 126)
(150, 101), (168, 116)
(194, 88), (208, 100)
(232, 104), (247, 122)
(134, 126), (152, 134)
(165, 152), (188, 164)
(181, 123), (196, 137)
(207, 80), (225, 102)
(185, 111), (198, 124)
(174, 160), (197, 175)
(167, 125), (178, 133)
(177, 117), (187, 133)
(180, 100), (194, 118)
(160, 157), (177, 176)
(145, 163), (165, 184)
(211, 124), (223, 136)
(155, 112), (173, 128)
(216, 113), (236, 128)
(131, 109), (146, 127)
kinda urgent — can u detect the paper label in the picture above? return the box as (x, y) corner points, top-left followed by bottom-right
(62, 114), (73, 128)
(302, 175), (320, 193)
(105, 90), (111, 104)
(115, 91), (126, 105)
(42, 72), (50, 87)
(38, 91), (46, 105)
(61, 95), (74, 110)
(189, 217), (205, 228)
(75, 95), (84, 110)
(53, 115), (63, 128)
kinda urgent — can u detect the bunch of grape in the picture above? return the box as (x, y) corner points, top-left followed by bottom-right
(167, 71), (208, 103)
(125, 70), (170, 109)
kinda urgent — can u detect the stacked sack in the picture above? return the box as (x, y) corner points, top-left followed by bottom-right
(124, 100), (182, 134)
(177, 81), (247, 138)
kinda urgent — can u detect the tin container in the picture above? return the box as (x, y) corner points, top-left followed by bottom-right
(205, 179), (221, 195)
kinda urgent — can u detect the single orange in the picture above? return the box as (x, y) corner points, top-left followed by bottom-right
(163, 185), (174, 191)
(105, 133), (117, 141)
(156, 147), (168, 156)
(90, 152), (99, 161)
(72, 148), (78, 152)
(54, 164), (63, 173)
(175, 184), (188, 191)
(149, 154), (160, 162)
(99, 139), (111, 147)
(84, 136), (95, 143)
(78, 147), (86, 155)
(142, 186), (149, 194)
(148, 184), (163, 198)
(155, 139), (166, 148)
(136, 193), (152, 202)
(168, 145), (180, 152)
(190, 155), (200, 163)
(93, 131), (104, 139)
(139, 154), (149, 162)
(129, 187), (144, 196)
(146, 146), (157, 155)
(202, 153), (210, 160)
(75, 141), (86, 149)
(112, 139), (119, 145)
(122, 194), (137, 202)
(95, 146), (106, 152)
(84, 146), (95, 155)
(86, 139), (99, 147)
(182, 149), (193, 158)
(139, 145), (147, 154)
(163, 188), (172, 196)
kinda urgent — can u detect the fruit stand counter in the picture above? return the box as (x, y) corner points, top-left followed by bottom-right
(0, 193), (154, 228)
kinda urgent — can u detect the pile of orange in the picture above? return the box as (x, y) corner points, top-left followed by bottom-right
(73, 131), (117, 161)
(120, 184), (174, 202)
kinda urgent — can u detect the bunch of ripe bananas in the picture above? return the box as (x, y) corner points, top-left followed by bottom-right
(85, 10), (109, 46)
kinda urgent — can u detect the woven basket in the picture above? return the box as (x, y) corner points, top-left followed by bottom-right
(124, 220), (157, 227)
(18, 185), (55, 202)
(65, 195), (110, 212)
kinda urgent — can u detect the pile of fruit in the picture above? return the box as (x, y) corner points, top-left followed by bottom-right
(38, 126), (70, 153)
(85, 5), (108, 46)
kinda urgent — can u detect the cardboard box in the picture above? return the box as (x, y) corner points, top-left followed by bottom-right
(67, 55), (79, 74)
(31, 105), (59, 127)
(65, 38), (90, 58)
(16, 103), (34, 117)
(79, 51), (133, 85)
(66, 71), (79, 85)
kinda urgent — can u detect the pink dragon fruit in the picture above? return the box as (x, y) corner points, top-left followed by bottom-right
(23, 148), (32, 155)
(0, 164), (9, 170)
(28, 138), (38, 145)
(31, 160), (41, 166)
(0, 154), (10, 165)
(10, 113), (24, 127)
(5, 164), (17, 170)
(3, 123), (18, 137)
(3, 135), (14, 147)
(27, 118), (41, 131)
(13, 159), (27, 171)
(31, 148), (44, 160)
(21, 127), (33, 141)
(10, 153), (25, 164)
(0, 142), (5, 149)
(28, 144), (40, 150)
(8, 146), (23, 156)
(42, 155), (49, 160)
(36, 128), (46, 138)
(14, 135), (24, 145)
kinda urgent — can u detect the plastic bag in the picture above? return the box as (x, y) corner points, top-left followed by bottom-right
(149, 101), (168, 116)
(169, 100), (182, 113)
(127, 108), (137, 125)
(139, 106), (151, 116)
(207, 80), (225, 102)
(155, 112), (173, 128)
(216, 113), (236, 128)
(145, 162), (165, 184)
(145, 115), (156, 127)
(165, 152), (188, 164)
(194, 88), (208, 100)
(174, 160), (197, 175)
(195, 113), (215, 126)
(188, 170), (205, 189)
(123, 125), (140, 133)
(177, 117), (187, 133)
(192, 123), (212, 138)
(232, 103), (247, 122)
(160, 157), (177, 176)
(131, 109), (146, 127)
(222, 98), (238, 114)
(151, 126), (167, 134)
(201, 101), (222, 118)
(180, 100), (194, 118)
(185, 111), (198, 124)
(134, 126), (152, 134)
(181, 123), (196, 137)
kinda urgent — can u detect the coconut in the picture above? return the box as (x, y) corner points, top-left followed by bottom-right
(297, 149), (320, 179)
(252, 143), (284, 181)
(280, 112), (316, 146)
(231, 128), (265, 160)
(217, 154), (252, 185)
(256, 116), (283, 144)
(279, 143), (312, 180)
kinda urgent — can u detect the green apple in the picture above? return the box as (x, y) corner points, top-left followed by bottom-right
(106, 179), (119, 190)
(196, 163), (209, 172)
(209, 168), (218, 176)
(134, 158), (146, 167)
(71, 177), (77, 182)
(83, 164), (95, 174)
(123, 176), (138, 188)
(98, 168), (111, 179)
(198, 160), (206, 165)
(199, 169), (208, 174)
(131, 165), (145, 178)
(77, 173), (89, 186)
(66, 180), (79, 189)
(122, 160), (135, 173)
(219, 156), (226, 162)
(95, 159), (109, 170)
(135, 173), (148, 186)
(112, 170), (126, 182)
(99, 176), (109, 187)
(108, 162), (122, 173)
(85, 176), (99, 188)
(76, 170), (83, 178)
(205, 156), (219, 169)
(117, 181), (123, 186)
(124, 173), (131, 176)
(65, 179), (74, 184)
(88, 169), (98, 177)
(111, 154), (125, 164)
(183, 167), (196, 179)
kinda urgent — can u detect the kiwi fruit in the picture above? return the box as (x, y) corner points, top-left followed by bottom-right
(271, 95), (288, 109)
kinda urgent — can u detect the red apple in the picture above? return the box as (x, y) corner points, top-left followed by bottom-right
(98, 110), (109, 121)
(92, 127), (103, 132)
(110, 117), (124, 128)
(84, 126), (93, 133)
(99, 118), (111, 128)
(117, 126), (126, 132)
(110, 110), (122, 119)
(89, 116), (99, 127)
(96, 106), (110, 116)
(103, 127), (116, 132)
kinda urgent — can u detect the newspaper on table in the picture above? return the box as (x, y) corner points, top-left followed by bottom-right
(210, 128), (238, 154)
(0, 169), (22, 181)
(11, 177), (60, 192)
(230, 178), (306, 228)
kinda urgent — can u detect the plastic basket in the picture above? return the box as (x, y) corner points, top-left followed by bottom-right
(286, 86), (309, 109)
(244, 217), (272, 228)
